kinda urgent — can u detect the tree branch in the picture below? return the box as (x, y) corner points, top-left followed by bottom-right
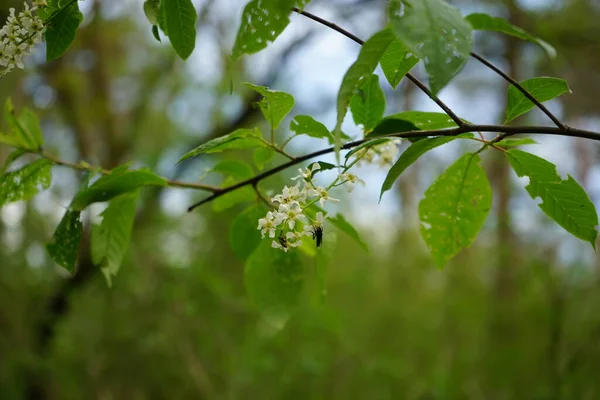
(185, 7), (593, 212)
(38, 150), (222, 193)
(186, 123), (600, 212)
(292, 7), (568, 132)
(469, 52), (567, 130)
(291, 7), (466, 128)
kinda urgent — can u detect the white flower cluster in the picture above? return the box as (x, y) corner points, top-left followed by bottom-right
(257, 163), (365, 252)
(0, 2), (45, 77)
(353, 138), (403, 167)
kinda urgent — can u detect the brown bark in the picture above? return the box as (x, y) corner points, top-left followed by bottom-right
(484, 2), (520, 397)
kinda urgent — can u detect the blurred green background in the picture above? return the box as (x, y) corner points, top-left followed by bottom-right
(2, 0), (600, 399)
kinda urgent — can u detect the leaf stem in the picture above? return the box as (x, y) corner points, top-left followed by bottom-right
(280, 135), (296, 150)
(253, 184), (274, 207)
(259, 138), (296, 160)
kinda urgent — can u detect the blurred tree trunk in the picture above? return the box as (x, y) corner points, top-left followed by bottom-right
(397, 79), (419, 227)
(493, 0), (519, 298)
(485, 1), (520, 397)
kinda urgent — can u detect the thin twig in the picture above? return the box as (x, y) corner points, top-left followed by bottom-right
(469, 52), (567, 130)
(291, 7), (466, 128)
(39, 151), (222, 193)
(187, 123), (600, 211)
(165, 179), (222, 192)
(291, 7), (364, 45)
(253, 184), (274, 208)
(403, 74), (464, 127)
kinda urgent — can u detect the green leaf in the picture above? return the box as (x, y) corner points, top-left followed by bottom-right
(245, 240), (305, 326)
(465, 13), (556, 58)
(16, 108), (44, 148)
(335, 29), (395, 155)
(312, 161), (337, 174)
(290, 115), (334, 144)
(211, 159), (254, 179)
(419, 153), (492, 267)
(345, 138), (395, 160)
(296, 236), (316, 258)
(91, 192), (139, 287)
(46, 210), (83, 274)
(44, 1), (83, 61)
(230, 204), (267, 261)
(315, 239), (333, 303)
(0, 149), (26, 175)
(253, 147), (275, 170)
(143, 0), (162, 44)
(327, 213), (369, 252)
(370, 111), (459, 137)
(78, 170), (93, 191)
(151, 25), (161, 42)
(495, 137), (538, 148)
(380, 136), (456, 201)
(37, 0), (59, 21)
(0, 133), (24, 148)
(244, 83), (295, 130)
(143, 0), (161, 25)
(211, 160), (255, 212)
(232, 0), (311, 58)
(160, 0), (197, 59)
(379, 39), (419, 89)
(350, 74), (386, 133)
(292, 161), (338, 182)
(177, 128), (267, 163)
(71, 168), (166, 210)
(212, 187), (255, 213)
(505, 77), (570, 123)
(506, 149), (598, 247)
(0, 159), (52, 208)
(1, 99), (44, 150)
(388, 0), (473, 94)
(2, 99), (30, 148)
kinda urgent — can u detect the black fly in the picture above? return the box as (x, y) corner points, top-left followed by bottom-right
(312, 226), (323, 248)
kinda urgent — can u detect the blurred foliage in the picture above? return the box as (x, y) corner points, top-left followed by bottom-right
(1, 0), (600, 399)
